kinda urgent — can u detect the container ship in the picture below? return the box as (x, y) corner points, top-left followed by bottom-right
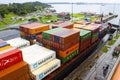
(0, 22), (112, 80)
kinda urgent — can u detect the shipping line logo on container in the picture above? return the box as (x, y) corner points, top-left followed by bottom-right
(33, 63), (38, 68)
(39, 73), (44, 79)
(0, 56), (18, 66)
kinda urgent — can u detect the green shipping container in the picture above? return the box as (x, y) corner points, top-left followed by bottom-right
(42, 28), (64, 40)
(92, 32), (99, 38)
(60, 49), (79, 63)
(80, 29), (91, 41)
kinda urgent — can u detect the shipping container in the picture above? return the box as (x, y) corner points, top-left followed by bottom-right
(74, 21), (90, 25)
(30, 39), (35, 45)
(99, 27), (105, 39)
(59, 43), (79, 58)
(0, 39), (4, 44)
(0, 61), (31, 80)
(40, 34), (79, 50)
(71, 28), (91, 52)
(71, 28), (91, 41)
(42, 28), (65, 40)
(32, 58), (61, 80)
(21, 44), (56, 71)
(0, 48), (23, 70)
(0, 42), (9, 48)
(52, 22), (73, 29)
(60, 49), (79, 63)
(0, 45), (12, 51)
(74, 23), (100, 33)
(43, 28), (79, 44)
(6, 37), (30, 49)
(53, 29), (79, 44)
(74, 24), (100, 43)
(0, 40), (7, 47)
(20, 31), (26, 37)
(73, 24), (86, 28)
(20, 23), (50, 34)
(36, 34), (42, 43)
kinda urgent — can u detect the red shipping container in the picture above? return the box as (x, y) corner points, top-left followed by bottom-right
(0, 48), (23, 70)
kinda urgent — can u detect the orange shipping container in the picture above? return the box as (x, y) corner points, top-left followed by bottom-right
(0, 61), (31, 80)
(59, 43), (79, 58)
(20, 23), (50, 34)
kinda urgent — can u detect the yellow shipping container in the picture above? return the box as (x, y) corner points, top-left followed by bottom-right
(0, 45), (12, 51)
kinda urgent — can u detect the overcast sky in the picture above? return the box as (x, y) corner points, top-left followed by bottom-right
(0, 0), (119, 4)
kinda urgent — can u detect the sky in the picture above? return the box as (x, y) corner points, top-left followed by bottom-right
(0, 0), (119, 4)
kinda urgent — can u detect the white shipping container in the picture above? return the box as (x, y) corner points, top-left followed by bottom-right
(32, 58), (61, 80)
(6, 37), (30, 49)
(21, 44), (56, 71)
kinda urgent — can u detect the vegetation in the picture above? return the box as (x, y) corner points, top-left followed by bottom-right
(28, 18), (38, 22)
(108, 39), (116, 46)
(119, 44), (120, 47)
(114, 34), (120, 39)
(39, 15), (59, 24)
(90, 16), (99, 21)
(0, 2), (51, 29)
(71, 13), (84, 20)
(112, 52), (119, 57)
(102, 46), (109, 53)
(0, 22), (6, 28)
(0, 13), (27, 28)
(0, 2), (51, 17)
(70, 13), (100, 21)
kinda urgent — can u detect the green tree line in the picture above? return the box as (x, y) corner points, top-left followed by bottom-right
(0, 2), (51, 17)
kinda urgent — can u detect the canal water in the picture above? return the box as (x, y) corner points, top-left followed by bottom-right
(51, 4), (120, 24)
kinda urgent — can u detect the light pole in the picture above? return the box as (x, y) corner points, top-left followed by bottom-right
(71, 2), (73, 21)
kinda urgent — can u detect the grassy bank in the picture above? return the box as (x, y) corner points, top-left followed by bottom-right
(108, 39), (116, 46)
(0, 13), (27, 29)
(70, 13), (100, 21)
(39, 15), (59, 24)
(102, 46), (109, 53)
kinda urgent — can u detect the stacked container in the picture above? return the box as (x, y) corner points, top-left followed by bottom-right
(0, 61), (31, 80)
(32, 59), (61, 80)
(71, 28), (91, 52)
(0, 39), (31, 80)
(20, 22), (50, 45)
(98, 24), (109, 39)
(52, 21), (73, 29)
(6, 37), (30, 49)
(36, 27), (80, 63)
(74, 23), (100, 44)
(21, 44), (60, 80)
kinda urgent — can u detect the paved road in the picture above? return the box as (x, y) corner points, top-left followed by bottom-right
(0, 29), (20, 40)
(65, 31), (120, 80)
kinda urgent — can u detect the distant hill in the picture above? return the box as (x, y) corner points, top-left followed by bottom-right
(0, 1), (51, 17)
